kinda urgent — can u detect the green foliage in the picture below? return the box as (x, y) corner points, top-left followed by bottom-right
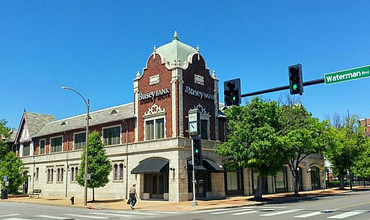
(216, 97), (288, 198)
(324, 115), (368, 189)
(0, 152), (27, 194)
(353, 138), (370, 179)
(0, 119), (11, 159)
(77, 131), (112, 189)
(280, 104), (328, 194)
(326, 180), (349, 188)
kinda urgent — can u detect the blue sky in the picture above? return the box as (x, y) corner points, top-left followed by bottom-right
(1, 1), (370, 129)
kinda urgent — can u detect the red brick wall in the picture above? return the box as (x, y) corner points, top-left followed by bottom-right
(33, 118), (135, 155)
(137, 54), (173, 141)
(183, 55), (216, 140)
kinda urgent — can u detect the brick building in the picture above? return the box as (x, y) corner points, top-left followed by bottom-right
(8, 32), (325, 202)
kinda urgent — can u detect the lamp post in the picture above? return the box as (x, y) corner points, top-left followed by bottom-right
(62, 86), (89, 206)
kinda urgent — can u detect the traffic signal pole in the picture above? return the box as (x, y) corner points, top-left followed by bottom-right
(241, 78), (324, 97)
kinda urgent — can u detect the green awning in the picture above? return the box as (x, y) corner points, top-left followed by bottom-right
(131, 158), (169, 174)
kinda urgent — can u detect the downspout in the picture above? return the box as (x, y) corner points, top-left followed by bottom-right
(65, 132), (69, 197)
(123, 120), (129, 199)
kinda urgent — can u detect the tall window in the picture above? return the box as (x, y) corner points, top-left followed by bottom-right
(50, 137), (63, 153)
(275, 167), (288, 193)
(35, 168), (39, 181)
(103, 126), (120, 145)
(145, 118), (165, 140)
(57, 168), (64, 183)
(23, 143), (30, 156)
(201, 119), (208, 139)
(119, 164), (124, 180)
(39, 139), (46, 154)
(114, 164), (118, 180)
(74, 132), (86, 150)
(71, 167), (75, 182)
(47, 168), (54, 183)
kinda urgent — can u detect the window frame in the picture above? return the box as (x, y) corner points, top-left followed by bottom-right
(22, 142), (30, 157)
(39, 139), (46, 155)
(50, 135), (63, 153)
(102, 125), (121, 146)
(73, 131), (86, 151)
(144, 116), (166, 141)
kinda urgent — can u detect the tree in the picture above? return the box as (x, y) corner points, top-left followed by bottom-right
(280, 104), (328, 195)
(0, 119), (10, 160)
(77, 131), (112, 202)
(353, 137), (370, 186)
(0, 152), (27, 194)
(324, 115), (367, 189)
(216, 97), (288, 200)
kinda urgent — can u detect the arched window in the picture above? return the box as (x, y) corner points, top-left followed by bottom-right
(311, 166), (321, 190)
(119, 164), (124, 180)
(71, 167), (75, 182)
(114, 164), (118, 180)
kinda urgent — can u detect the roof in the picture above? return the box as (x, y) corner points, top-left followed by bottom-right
(156, 31), (198, 70)
(34, 102), (134, 137)
(25, 112), (55, 137)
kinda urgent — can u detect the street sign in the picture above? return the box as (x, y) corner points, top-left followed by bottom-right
(324, 65), (370, 85)
(3, 176), (8, 182)
(83, 173), (91, 180)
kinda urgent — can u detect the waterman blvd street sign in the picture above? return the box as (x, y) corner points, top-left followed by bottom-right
(324, 65), (370, 85)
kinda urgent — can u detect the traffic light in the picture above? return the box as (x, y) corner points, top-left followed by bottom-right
(289, 64), (303, 95)
(186, 164), (193, 172)
(193, 137), (202, 166)
(224, 78), (241, 106)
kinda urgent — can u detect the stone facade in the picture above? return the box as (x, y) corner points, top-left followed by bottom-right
(10, 32), (325, 202)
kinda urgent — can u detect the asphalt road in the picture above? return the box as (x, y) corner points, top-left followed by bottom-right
(0, 189), (369, 220)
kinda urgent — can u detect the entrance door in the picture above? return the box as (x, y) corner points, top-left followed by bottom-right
(150, 174), (167, 199)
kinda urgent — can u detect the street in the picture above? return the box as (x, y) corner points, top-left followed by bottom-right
(0, 189), (369, 219)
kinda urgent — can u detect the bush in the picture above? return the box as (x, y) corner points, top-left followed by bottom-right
(326, 180), (349, 188)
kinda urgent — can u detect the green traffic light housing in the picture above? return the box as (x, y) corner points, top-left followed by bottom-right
(289, 64), (303, 95)
(224, 78), (241, 106)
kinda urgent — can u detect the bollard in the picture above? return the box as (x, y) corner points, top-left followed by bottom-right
(70, 194), (75, 205)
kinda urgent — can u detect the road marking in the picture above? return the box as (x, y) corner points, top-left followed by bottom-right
(0, 214), (20, 218)
(294, 211), (323, 218)
(231, 210), (258, 216)
(101, 210), (159, 216)
(35, 215), (68, 219)
(193, 208), (230, 213)
(260, 209), (303, 216)
(3, 218), (31, 220)
(210, 207), (252, 214)
(92, 212), (133, 217)
(328, 210), (366, 219)
(64, 214), (108, 219)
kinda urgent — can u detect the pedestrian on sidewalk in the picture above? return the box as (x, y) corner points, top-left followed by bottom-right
(128, 184), (137, 209)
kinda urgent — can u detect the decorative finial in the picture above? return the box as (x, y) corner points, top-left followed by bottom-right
(197, 45), (200, 60)
(212, 70), (216, 77)
(153, 45), (156, 60)
(173, 31), (179, 41)
(136, 71), (140, 78)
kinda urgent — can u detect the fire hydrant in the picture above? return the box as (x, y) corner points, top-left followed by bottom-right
(70, 194), (75, 205)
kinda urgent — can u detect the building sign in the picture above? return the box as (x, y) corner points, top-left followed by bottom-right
(184, 86), (215, 100)
(139, 88), (170, 101)
(149, 74), (160, 85)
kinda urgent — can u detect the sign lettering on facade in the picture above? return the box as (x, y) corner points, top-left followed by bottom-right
(324, 65), (370, 85)
(138, 88), (170, 101)
(184, 86), (215, 100)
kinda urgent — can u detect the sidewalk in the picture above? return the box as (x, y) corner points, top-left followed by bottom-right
(1, 187), (363, 212)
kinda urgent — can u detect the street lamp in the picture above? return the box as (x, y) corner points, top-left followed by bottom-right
(61, 86), (90, 206)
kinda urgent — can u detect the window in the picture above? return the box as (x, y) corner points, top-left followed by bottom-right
(47, 168), (54, 183)
(50, 136), (63, 153)
(119, 164), (124, 180)
(103, 126), (121, 145)
(114, 164), (118, 180)
(74, 132), (86, 150)
(275, 167), (288, 193)
(201, 119), (208, 139)
(57, 168), (64, 183)
(23, 143), (30, 156)
(35, 168), (39, 181)
(39, 139), (46, 154)
(71, 167), (75, 182)
(145, 118), (165, 140)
